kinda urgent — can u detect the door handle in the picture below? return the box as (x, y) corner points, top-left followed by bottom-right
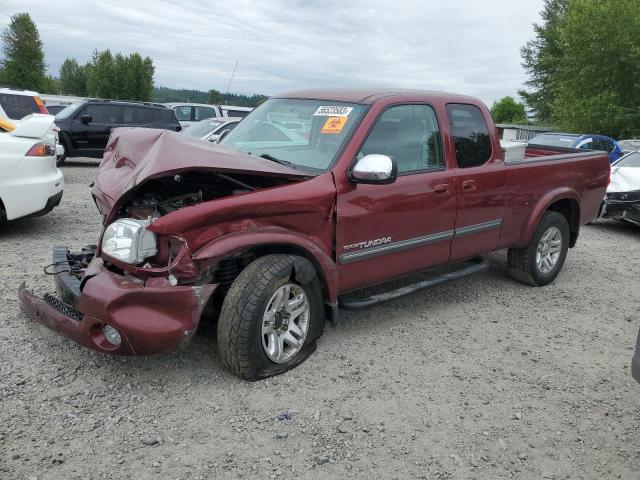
(434, 183), (449, 195)
(462, 180), (476, 192)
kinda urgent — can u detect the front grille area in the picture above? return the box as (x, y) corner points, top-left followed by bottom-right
(43, 293), (83, 322)
(607, 190), (640, 202)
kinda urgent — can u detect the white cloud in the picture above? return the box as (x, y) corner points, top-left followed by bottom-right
(1, 0), (543, 105)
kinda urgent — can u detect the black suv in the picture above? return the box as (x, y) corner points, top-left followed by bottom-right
(54, 100), (181, 165)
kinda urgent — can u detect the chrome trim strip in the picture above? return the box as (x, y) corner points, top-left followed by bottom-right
(339, 230), (454, 264)
(339, 218), (503, 264)
(454, 219), (502, 238)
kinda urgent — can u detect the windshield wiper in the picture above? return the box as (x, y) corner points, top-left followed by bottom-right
(258, 153), (297, 169)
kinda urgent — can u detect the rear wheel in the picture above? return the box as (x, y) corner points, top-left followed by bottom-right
(508, 211), (570, 286)
(217, 254), (325, 380)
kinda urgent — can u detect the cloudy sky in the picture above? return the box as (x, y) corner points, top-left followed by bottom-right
(1, 0), (544, 105)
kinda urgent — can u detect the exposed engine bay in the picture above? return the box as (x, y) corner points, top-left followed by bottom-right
(120, 171), (295, 219)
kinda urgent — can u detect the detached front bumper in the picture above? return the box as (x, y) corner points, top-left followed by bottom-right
(19, 247), (217, 355)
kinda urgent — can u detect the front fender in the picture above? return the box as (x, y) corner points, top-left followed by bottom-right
(193, 227), (338, 303)
(519, 187), (581, 246)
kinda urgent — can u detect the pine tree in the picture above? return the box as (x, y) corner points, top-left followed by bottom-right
(0, 13), (46, 91)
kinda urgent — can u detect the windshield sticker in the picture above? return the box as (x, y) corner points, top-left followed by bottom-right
(313, 105), (353, 117)
(321, 116), (348, 134)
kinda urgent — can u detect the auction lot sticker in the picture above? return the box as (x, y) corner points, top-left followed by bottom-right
(321, 116), (348, 134)
(313, 105), (353, 117)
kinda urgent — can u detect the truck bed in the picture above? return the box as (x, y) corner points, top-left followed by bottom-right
(498, 145), (610, 248)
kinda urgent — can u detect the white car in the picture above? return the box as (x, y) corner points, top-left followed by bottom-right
(164, 103), (222, 129)
(0, 114), (64, 222)
(181, 117), (242, 142)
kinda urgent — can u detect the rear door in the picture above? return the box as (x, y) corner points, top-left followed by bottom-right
(446, 103), (507, 261)
(337, 103), (457, 292)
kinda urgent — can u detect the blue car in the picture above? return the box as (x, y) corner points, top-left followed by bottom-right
(528, 133), (623, 164)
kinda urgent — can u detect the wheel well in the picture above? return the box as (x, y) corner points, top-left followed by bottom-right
(547, 198), (580, 247)
(203, 244), (332, 323)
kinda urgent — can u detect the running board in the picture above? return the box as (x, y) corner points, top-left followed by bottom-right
(338, 257), (490, 310)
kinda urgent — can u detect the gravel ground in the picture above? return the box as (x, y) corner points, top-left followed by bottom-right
(1, 159), (639, 480)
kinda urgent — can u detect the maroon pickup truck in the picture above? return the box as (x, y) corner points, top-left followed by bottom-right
(19, 88), (610, 379)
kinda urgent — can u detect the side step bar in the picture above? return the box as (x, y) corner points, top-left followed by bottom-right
(338, 257), (490, 310)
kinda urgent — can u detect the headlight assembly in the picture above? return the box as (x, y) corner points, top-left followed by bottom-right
(101, 218), (157, 265)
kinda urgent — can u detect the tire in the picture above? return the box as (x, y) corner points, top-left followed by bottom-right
(56, 138), (69, 166)
(508, 211), (570, 286)
(217, 254), (325, 380)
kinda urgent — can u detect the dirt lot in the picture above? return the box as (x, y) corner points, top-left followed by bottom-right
(1, 160), (639, 480)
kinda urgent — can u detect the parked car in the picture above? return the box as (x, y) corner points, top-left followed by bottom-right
(528, 133), (623, 164)
(0, 87), (49, 120)
(599, 151), (640, 226)
(221, 105), (253, 118)
(165, 103), (222, 129)
(54, 100), (181, 165)
(0, 114), (63, 221)
(19, 88), (610, 380)
(618, 139), (640, 154)
(182, 117), (242, 142)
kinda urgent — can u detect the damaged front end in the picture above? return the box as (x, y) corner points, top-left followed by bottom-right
(600, 190), (640, 226)
(19, 128), (331, 356)
(19, 245), (216, 355)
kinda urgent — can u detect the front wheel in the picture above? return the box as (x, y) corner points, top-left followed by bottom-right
(508, 211), (570, 286)
(217, 254), (325, 380)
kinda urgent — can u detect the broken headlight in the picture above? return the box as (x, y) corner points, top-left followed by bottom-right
(101, 218), (157, 265)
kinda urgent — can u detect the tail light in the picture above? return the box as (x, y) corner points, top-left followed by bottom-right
(34, 96), (49, 114)
(26, 142), (55, 157)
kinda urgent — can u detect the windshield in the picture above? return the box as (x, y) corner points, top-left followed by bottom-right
(54, 102), (84, 120)
(220, 98), (366, 172)
(614, 151), (640, 168)
(529, 134), (579, 148)
(183, 119), (226, 138)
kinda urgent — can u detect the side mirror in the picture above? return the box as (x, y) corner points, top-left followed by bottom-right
(80, 114), (92, 125)
(350, 154), (397, 185)
(217, 128), (232, 143)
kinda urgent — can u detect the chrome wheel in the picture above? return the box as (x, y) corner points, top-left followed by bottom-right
(261, 283), (310, 364)
(536, 226), (562, 274)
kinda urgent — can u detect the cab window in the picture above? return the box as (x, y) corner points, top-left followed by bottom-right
(446, 104), (492, 168)
(195, 106), (216, 121)
(358, 104), (444, 173)
(174, 106), (192, 121)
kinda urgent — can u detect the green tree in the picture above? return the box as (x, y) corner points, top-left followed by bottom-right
(550, 0), (640, 138)
(491, 96), (527, 124)
(0, 13), (46, 90)
(208, 88), (221, 104)
(59, 58), (87, 96)
(141, 56), (154, 101)
(519, 0), (567, 122)
(85, 49), (116, 98)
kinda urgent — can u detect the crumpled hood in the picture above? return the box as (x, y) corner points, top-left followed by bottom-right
(608, 166), (640, 193)
(91, 127), (309, 213)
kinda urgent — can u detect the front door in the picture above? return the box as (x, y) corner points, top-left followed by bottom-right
(72, 104), (122, 156)
(445, 103), (507, 261)
(336, 104), (458, 293)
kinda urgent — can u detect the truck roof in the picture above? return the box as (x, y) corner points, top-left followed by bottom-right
(272, 87), (479, 105)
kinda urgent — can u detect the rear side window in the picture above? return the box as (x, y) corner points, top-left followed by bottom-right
(174, 106), (192, 121)
(446, 104), (492, 168)
(195, 106), (216, 121)
(123, 106), (159, 124)
(82, 104), (121, 124)
(225, 109), (250, 118)
(0, 93), (39, 120)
